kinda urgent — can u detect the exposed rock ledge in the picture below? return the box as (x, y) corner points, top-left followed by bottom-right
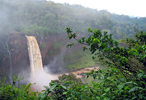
(57, 66), (99, 78)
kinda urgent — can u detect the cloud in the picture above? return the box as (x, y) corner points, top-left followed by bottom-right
(51, 0), (146, 17)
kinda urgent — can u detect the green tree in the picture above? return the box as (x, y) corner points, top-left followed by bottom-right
(66, 27), (146, 76)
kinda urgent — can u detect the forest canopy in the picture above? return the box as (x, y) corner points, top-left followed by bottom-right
(0, 0), (146, 39)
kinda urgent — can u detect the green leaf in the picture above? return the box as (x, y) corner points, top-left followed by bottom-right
(105, 87), (110, 92)
(124, 86), (130, 90)
(129, 87), (143, 93)
(78, 39), (82, 43)
(101, 93), (106, 96)
(134, 52), (138, 56)
(72, 33), (76, 38)
(125, 81), (137, 85)
(93, 74), (97, 80)
(44, 86), (49, 90)
(86, 72), (91, 78)
(67, 97), (71, 100)
(82, 46), (87, 51)
(41, 90), (45, 92)
(138, 73), (143, 78)
(96, 96), (100, 100)
(88, 27), (92, 32)
(104, 97), (109, 100)
(140, 55), (146, 60)
(129, 87), (135, 93)
(61, 85), (66, 89)
(117, 84), (124, 90)
(67, 43), (74, 47)
(101, 43), (107, 49)
(66, 27), (72, 33)
(132, 96), (137, 100)
(63, 92), (67, 95)
(125, 58), (128, 63)
(138, 94), (143, 99)
(38, 93), (46, 99)
(93, 38), (100, 43)
(86, 73), (90, 76)
(92, 56), (96, 60)
(49, 84), (57, 91)
(91, 70), (94, 74)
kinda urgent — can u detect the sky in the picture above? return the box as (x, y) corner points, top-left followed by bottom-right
(51, 0), (146, 17)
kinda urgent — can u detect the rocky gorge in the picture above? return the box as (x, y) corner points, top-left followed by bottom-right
(0, 33), (96, 84)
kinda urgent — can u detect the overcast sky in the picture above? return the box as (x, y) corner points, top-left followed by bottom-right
(51, 0), (146, 17)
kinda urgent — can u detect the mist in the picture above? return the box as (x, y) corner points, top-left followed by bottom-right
(18, 67), (58, 92)
(30, 69), (58, 92)
(45, 45), (68, 74)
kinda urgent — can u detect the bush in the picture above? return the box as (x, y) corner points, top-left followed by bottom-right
(0, 76), (39, 100)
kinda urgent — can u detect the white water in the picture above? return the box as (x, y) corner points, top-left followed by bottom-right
(26, 36), (43, 72)
(6, 39), (12, 85)
(26, 36), (58, 92)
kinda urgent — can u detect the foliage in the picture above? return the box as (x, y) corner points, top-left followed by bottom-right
(1, 70), (145, 100)
(0, 76), (39, 100)
(66, 27), (146, 77)
(62, 27), (146, 99)
(39, 74), (84, 100)
(36, 68), (146, 100)
(40, 43), (45, 50)
(86, 68), (146, 100)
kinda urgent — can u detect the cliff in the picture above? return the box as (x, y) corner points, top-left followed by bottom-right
(0, 33), (96, 84)
(0, 33), (66, 81)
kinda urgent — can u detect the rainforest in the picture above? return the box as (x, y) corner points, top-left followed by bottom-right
(0, 0), (146, 100)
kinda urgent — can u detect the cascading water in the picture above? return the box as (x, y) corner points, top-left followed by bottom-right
(26, 36), (57, 92)
(26, 36), (43, 72)
(6, 39), (12, 85)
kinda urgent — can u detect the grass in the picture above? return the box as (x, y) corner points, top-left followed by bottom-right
(64, 49), (96, 70)
(48, 40), (103, 71)
(49, 49), (54, 54)
(82, 76), (94, 84)
(53, 42), (63, 50)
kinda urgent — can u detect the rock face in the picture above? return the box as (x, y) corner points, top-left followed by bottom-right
(0, 33), (67, 82)
(57, 66), (99, 79)
(0, 33), (95, 84)
(6, 34), (29, 75)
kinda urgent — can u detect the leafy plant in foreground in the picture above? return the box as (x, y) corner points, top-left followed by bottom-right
(0, 76), (39, 100)
(41, 68), (146, 100)
(66, 27), (146, 77)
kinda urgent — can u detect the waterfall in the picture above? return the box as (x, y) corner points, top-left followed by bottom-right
(26, 36), (43, 72)
(26, 36), (57, 92)
(6, 39), (12, 85)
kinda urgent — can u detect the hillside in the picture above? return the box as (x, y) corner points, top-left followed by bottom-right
(1, 0), (146, 37)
